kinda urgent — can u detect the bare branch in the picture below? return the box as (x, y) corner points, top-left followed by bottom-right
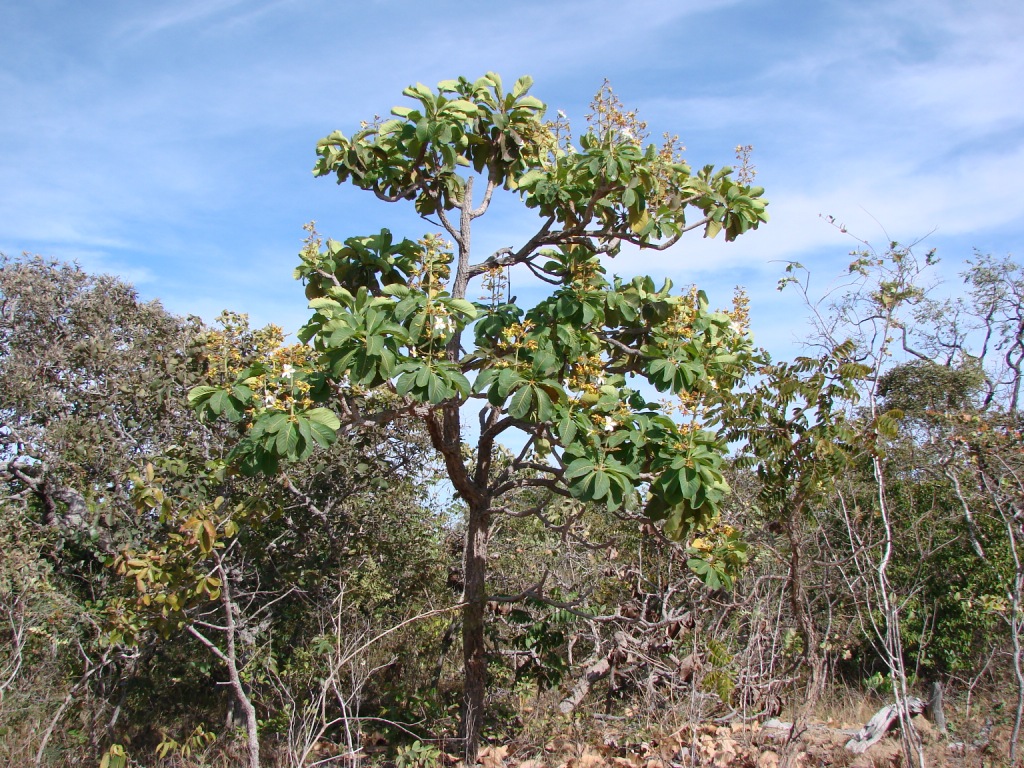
(436, 206), (463, 246)
(470, 178), (497, 219)
(465, 216), (556, 279)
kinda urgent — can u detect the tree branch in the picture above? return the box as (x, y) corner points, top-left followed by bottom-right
(470, 178), (497, 219)
(465, 216), (556, 280)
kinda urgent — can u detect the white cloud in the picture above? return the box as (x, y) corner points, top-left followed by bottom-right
(0, 0), (1020, 366)
(112, 0), (259, 39)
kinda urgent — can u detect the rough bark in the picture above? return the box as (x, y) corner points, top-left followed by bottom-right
(928, 681), (947, 735)
(461, 500), (490, 763)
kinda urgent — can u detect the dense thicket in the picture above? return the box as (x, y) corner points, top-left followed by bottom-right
(4, 242), (1021, 767)
(0, 256), (451, 766)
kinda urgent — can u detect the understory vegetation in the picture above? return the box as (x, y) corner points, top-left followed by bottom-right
(2, 74), (1021, 767)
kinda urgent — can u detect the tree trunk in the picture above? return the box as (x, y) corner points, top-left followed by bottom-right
(928, 681), (947, 735)
(219, 568), (261, 768)
(187, 557), (261, 768)
(461, 500), (490, 763)
(845, 696), (926, 754)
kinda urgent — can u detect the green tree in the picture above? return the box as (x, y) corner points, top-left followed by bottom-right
(0, 254), (203, 551)
(115, 314), (449, 768)
(0, 254), (209, 764)
(192, 73), (767, 758)
(723, 340), (865, 709)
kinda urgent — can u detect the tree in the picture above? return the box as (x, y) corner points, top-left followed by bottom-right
(722, 339), (866, 736)
(191, 73), (767, 759)
(116, 313), (449, 768)
(0, 258), (451, 765)
(0, 255), (209, 763)
(0, 254), (202, 550)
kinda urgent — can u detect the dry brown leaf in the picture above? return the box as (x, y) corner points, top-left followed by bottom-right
(610, 755), (643, 768)
(711, 739), (738, 768)
(757, 750), (780, 768)
(578, 748), (606, 768)
(479, 744), (509, 768)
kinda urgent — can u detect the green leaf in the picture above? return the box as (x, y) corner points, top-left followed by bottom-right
(275, 422), (300, 457)
(260, 412), (289, 435)
(309, 421), (336, 448)
(296, 415), (313, 449)
(444, 99), (480, 117)
(446, 368), (471, 397)
(508, 385), (534, 419)
(395, 368), (418, 396)
(415, 361), (432, 388)
(534, 387), (555, 422)
(512, 75), (533, 98)
(564, 456), (596, 480)
(447, 298), (478, 318)
(187, 385), (219, 406)
(557, 413), (578, 444)
(209, 390), (245, 421)
(305, 408), (340, 430)
(425, 370), (450, 403)
(590, 468), (610, 500)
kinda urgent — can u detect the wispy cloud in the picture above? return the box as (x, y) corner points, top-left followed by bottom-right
(113, 0), (255, 39)
(1, 0), (1020, 362)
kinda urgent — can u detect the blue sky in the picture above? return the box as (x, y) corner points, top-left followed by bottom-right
(2, 0), (1022, 359)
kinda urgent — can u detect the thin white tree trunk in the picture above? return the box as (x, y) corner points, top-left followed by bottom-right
(187, 554), (260, 768)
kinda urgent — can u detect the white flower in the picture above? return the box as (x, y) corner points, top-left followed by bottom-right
(264, 394), (277, 407)
(557, 110), (567, 120)
(281, 364), (295, 376)
(604, 416), (616, 432)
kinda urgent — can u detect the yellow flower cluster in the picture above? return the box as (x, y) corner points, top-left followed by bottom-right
(734, 144), (757, 185)
(271, 343), (314, 370)
(725, 287), (751, 335)
(586, 79), (647, 146)
(657, 132), (686, 166)
(257, 377), (315, 413)
(658, 286), (700, 342)
(199, 334), (245, 384)
(522, 113), (565, 169)
(661, 389), (701, 417)
(567, 254), (601, 286)
(568, 353), (605, 394)
(540, 110), (572, 166)
(253, 344), (317, 412)
(497, 320), (537, 354)
(409, 233), (452, 291)
(197, 312), (284, 384)
(646, 132), (691, 212)
(300, 221), (323, 262)
(480, 264), (509, 307)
